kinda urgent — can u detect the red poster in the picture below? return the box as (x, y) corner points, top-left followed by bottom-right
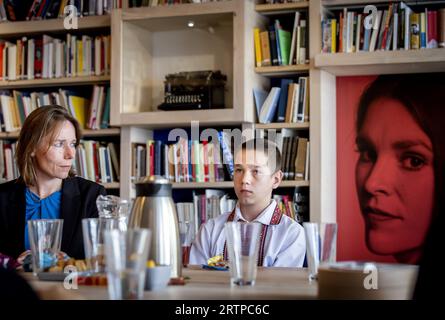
(336, 73), (445, 264)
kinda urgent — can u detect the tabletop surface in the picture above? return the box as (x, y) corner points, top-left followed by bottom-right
(22, 265), (318, 300)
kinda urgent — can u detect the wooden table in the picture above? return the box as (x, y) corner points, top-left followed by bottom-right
(22, 266), (317, 300)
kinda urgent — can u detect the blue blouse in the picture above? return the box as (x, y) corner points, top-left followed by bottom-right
(24, 188), (62, 250)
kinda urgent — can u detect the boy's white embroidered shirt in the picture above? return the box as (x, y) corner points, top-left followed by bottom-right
(189, 200), (306, 267)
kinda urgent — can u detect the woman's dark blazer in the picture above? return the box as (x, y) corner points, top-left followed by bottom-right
(0, 177), (106, 259)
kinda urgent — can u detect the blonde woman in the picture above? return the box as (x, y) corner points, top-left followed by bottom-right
(0, 105), (106, 259)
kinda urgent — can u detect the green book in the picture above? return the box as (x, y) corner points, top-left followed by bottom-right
(278, 29), (291, 65)
(100, 87), (111, 129)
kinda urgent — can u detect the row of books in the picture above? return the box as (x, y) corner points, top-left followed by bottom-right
(74, 140), (119, 184)
(176, 190), (236, 244)
(279, 136), (309, 181)
(131, 134), (234, 183)
(129, 0), (226, 7)
(321, 2), (445, 53)
(0, 34), (111, 81)
(273, 193), (307, 223)
(0, 140), (18, 181)
(0, 0), (121, 22)
(258, 128), (310, 181)
(0, 139), (119, 183)
(254, 76), (309, 124)
(0, 85), (111, 132)
(254, 12), (308, 67)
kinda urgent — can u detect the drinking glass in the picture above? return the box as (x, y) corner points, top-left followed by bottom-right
(28, 219), (63, 275)
(224, 221), (262, 286)
(104, 228), (151, 300)
(82, 218), (121, 273)
(303, 222), (337, 281)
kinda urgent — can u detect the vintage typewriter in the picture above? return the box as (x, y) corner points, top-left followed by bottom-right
(158, 70), (227, 111)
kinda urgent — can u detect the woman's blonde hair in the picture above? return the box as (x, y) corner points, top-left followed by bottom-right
(15, 105), (82, 186)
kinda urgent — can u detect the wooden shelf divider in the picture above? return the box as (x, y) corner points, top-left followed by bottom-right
(0, 128), (120, 139)
(0, 15), (110, 37)
(0, 75), (110, 89)
(255, 122), (310, 130)
(255, 1), (309, 14)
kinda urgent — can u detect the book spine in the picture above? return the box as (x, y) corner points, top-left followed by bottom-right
(253, 28), (262, 68)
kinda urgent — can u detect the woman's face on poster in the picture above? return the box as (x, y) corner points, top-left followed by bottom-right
(355, 98), (435, 261)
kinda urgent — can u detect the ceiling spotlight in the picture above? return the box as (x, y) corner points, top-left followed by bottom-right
(187, 21), (195, 28)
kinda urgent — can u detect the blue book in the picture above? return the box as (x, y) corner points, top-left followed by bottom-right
(253, 88), (268, 121)
(363, 24), (371, 51)
(274, 20), (282, 65)
(275, 79), (293, 122)
(259, 87), (281, 124)
(103, 146), (112, 183)
(155, 140), (162, 176)
(218, 131), (234, 180)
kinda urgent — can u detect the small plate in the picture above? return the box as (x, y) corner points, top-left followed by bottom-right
(37, 271), (90, 281)
(37, 272), (68, 281)
(202, 264), (229, 271)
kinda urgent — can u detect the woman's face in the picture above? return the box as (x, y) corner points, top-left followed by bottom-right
(355, 98), (435, 262)
(33, 120), (77, 183)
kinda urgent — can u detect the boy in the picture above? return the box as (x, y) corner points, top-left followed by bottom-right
(189, 138), (306, 267)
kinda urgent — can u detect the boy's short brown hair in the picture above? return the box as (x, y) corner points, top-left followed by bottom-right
(235, 138), (282, 173)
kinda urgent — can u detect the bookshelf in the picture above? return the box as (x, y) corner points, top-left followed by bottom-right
(113, 0), (268, 201)
(0, 5), (119, 191)
(110, 0), (265, 127)
(251, 1), (311, 222)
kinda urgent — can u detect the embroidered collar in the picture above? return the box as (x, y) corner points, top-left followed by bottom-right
(233, 200), (279, 225)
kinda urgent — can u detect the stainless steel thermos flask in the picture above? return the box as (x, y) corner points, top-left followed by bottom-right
(128, 176), (181, 278)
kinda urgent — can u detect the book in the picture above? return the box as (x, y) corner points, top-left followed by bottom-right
(369, 10), (382, 52)
(278, 29), (291, 66)
(259, 31), (271, 67)
(218, 131), (234, 180)
(274, 20), (282, 65)
(297, 77), (308, 122)
(68, 95), (88, 129)
(299, 20), (307, 64)
(294, 137), (308, 179)
(331, 19), (337, 53)
(253, 88), (268, 121)
(275, 79), (293, 122)
(288, 11), (300, 64)
(440, 9), (445, 48)
(258, 87), (281, 124)
(420, 12), (426, 49)
(427, 10), (438, 49)
(393, 12), (399, 50)
(410, 13), (420, 49)
(253, 28), (262, 68)
(400, 1), (413, 50)
(285, 83), (298, 123)
(268, 25), (279, 66)
(321, 20), (331, 53)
